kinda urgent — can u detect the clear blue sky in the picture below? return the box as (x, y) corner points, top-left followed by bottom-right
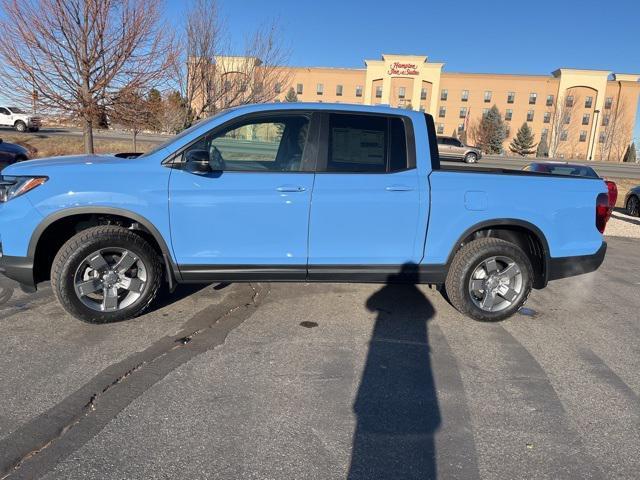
(166, 0), (640, 143)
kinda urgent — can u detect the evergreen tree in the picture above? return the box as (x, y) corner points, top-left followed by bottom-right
(475, 105), (506, 154)
(284, 87), (298, 102)
(509, 122), (537, 156)
(623, 142), (637, 163)
(536, 133), (549, 158)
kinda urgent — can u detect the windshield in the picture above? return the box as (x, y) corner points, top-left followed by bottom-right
(8, 107), (26, 114)
(139, 107), (239, 158)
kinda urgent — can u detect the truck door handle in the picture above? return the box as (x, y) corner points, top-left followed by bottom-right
(276, 185), (306, 192)
(385, 185), (413, 192)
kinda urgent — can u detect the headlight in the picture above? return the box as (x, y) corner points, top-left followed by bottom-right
(0, 176), (48, 202)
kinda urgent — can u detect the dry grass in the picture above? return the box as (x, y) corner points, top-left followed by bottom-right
(0, 132), (157, 158)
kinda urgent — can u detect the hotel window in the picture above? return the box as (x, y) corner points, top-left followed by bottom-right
(507, 92), (515, 103)
(484, 91), (492, 102)
(375, 86), (382, 98)
(355, 85), (363, 97)
(546, 94), (554, 106)
(602, 114), (610, 126)
(459, 107), (467, 118)
(461, 90), (469, 101)
(440, 89), (448, 101)
(565, 95), (574, 107)
(505, 125), (510, 137)
(316, 83), (324, 95)
(529, 92), (537, 104)
(296, 83), (303, 95)
(604, 97), (613, 109)
(541, 128), (549, 138)
(564, 114), (571, 124)
(419, 106), (425, 112)
(437, 123), (444, 134)
(336, 84), (343, 96)
(224, 80), (231, 91)
(582, 113), (590, 125)
(526, 110), (534, 121)
(585, 96), (593, 108)
(505, 109), (513, 121)
(421, 88), (427, 100)
(482, 108), (489, 116)
(599, 132), (606, 143)
(458, 123), (464, 132)
(560, 130), (568, 141)
(543, 112), (551, 123)
(398, 87), (406, 99)
(274, 82), (282, 94)
(438, 106), (446, 118)
(579, 131), (587, 142)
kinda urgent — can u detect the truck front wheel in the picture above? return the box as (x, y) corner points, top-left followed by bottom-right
(14, 121), (27, 132)
(445, 238), (533, 321)
(51, 226), (163, 323)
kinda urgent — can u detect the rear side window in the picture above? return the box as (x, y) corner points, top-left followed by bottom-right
(324, 113), (409, 173)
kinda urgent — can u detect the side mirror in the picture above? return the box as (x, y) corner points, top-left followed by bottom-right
(185, 149), (211, 174)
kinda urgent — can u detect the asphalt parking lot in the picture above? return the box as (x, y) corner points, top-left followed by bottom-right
(1, 236), (639, 480)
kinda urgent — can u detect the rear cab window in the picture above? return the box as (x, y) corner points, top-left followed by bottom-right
(318, 112), (413, 173)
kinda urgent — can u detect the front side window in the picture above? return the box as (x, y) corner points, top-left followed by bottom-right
(182, 115), (310, 173)
(324, 114), (408, 173)
(0, 107), (9, 115)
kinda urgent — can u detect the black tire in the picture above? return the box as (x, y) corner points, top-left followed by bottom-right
(464, 152), (478, 164)
(445, 238), (533, 322)
(14, 121), (27, 132)
(51, 225), (163, 323)
(626, 195), (639, 217)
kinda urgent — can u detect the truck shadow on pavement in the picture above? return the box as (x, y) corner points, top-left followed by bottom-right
(349, 264), (440, 480)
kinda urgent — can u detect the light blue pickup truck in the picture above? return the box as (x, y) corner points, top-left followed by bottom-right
(0, 103), (609, 323)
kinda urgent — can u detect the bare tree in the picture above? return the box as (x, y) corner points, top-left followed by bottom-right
(597, 96), (633, 162)
(110, 88), (150, 152)
(177, 0), (291, 123)
(0, 0), (175, 153)
(547, 90), (581, 159)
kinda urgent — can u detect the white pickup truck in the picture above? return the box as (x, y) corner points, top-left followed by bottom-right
(0, 106), (41, 132)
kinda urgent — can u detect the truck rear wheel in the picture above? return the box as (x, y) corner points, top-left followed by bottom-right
(51, 226), (163, 323)
(445, 238), (533, 321)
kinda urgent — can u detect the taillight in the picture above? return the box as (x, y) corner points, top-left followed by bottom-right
(605, 180), (618, 207)
(596, 192), (610, 233)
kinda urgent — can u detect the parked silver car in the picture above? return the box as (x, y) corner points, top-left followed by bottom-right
(436, 136), (482, 163)
(624, 186), (640, 217)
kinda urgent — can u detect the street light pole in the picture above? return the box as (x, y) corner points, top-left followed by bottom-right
(589, 109), (600, 161)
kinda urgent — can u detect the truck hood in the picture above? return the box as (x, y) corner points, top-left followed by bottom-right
(1, 154), (140, 176)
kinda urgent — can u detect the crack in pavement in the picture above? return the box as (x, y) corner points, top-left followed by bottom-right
(0, 282), (268, 480)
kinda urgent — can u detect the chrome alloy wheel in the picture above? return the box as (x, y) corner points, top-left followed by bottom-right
(73, 248), (147, 312)
(468, 255), (523, 312)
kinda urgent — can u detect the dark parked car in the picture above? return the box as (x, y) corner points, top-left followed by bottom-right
(523, 161), (618, 208)
(624, 186), (640, 217)
(0, 138), (30, 170)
